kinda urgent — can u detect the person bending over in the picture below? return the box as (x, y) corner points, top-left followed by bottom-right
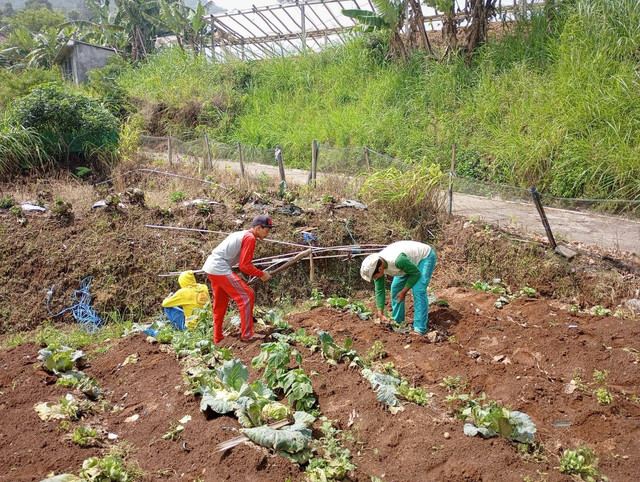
(203, 215), (273, 343)
(161, 270), (210, 331)
(360, 240), (436, 336)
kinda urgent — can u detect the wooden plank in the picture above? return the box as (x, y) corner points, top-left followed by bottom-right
(554, 245), (577, 260)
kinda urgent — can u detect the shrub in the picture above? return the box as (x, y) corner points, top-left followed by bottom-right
(87, 56), (134, 120)
(0, 67), (61, 110)
(8, 84), (119, 163)
(360, 162), (444, 230)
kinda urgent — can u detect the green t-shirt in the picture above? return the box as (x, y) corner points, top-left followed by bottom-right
(373, 253), (420, 310)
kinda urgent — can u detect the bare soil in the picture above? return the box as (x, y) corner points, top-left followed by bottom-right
(1, 165), (639, 481)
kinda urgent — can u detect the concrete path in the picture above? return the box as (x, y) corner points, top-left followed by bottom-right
(210, 159), (639, 254)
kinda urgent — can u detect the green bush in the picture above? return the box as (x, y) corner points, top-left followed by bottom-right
(87, 56), (134, 120)
(0, 67), (60, 111)
(8, 84), (119, 162)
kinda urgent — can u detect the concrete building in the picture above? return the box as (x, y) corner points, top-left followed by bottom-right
(54, 40), (118, 85)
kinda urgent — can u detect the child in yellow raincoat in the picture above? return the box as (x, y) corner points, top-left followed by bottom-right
(162, 271), (210, 330)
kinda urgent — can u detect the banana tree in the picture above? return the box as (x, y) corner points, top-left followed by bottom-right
(83, 0), (161, 60)
(423, 0), (457, 57)
(148, 0), (212, 55)
(463, 0), (497, 58)
(0, 26), (64, 69)
(342, 0), (409, 60)
(112, 0), (161, 60)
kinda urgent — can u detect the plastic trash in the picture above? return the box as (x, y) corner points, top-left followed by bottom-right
(21, 203), (46, 212)
(336, 200), (367, 210)
(182, 199), (222, 206)
(276, 204), (302, 216)
(303, 232), (318, 244)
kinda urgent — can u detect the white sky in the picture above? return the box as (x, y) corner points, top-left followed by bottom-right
(214, 0), (279, 12)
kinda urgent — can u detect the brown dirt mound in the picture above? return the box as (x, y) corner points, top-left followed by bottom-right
(1, 167), (639, 481)
(1, 290), (639, 481)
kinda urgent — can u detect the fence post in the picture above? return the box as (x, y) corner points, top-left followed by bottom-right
(309, 139), (318, 186)
(530, 186), (557, 249)
(275, 145), (286, 185)
(448, 144), (456, 215)
(168, 132), (173, 166)
(237, 142), (245, 178)
(204, 134), (213, 169)
(363, 146), (371, 173)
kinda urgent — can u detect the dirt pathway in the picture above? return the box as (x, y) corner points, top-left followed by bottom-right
(211, 159), (639, 255)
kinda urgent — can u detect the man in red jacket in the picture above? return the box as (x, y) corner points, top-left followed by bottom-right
(202, 215), (273, 343)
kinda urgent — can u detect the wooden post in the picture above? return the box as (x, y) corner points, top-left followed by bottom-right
(309, 139), (318, 186)
(313, 139), (318, 183)
(309, 252), (314, 283)
(448, 144), (456, 215)
(531, 187), (578, 259)
(204, 134), (213, 169)
(275, 146), (286, 184)
(530, 186), (557, 249)
(168, 132), (173, 166)
(301, 4), (306, 52)
(210, 15), (215, 60)
(363, 146), (371, 173)
(237, 142), (245, 178)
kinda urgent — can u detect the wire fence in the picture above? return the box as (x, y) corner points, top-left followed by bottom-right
(452, 173), (640, 218)
(137, 133), (640, 253)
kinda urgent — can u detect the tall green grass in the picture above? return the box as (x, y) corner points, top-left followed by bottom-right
(118, 48), (224, 106)
(0, 119), (51, 178)
(115, 0), (640, 199)
(462, 0), (640, 198)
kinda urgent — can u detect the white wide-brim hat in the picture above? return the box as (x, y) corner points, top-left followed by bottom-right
(360, 254), (380, 282)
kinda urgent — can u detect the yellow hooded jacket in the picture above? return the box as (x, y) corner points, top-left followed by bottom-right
(162, 271), (210, 322)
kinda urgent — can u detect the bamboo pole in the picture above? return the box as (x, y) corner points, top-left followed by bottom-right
(157, 247), (386, 277)
(248, 248), (312, 285)
(309, 139), (318, 186)
(210, 15), (215, 60)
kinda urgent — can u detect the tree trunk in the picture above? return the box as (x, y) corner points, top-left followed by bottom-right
(389, 2), (408, 61)
(464, 0), (496, 62)
(408, 0), (434, 56)
(441, 7), (458, 60)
